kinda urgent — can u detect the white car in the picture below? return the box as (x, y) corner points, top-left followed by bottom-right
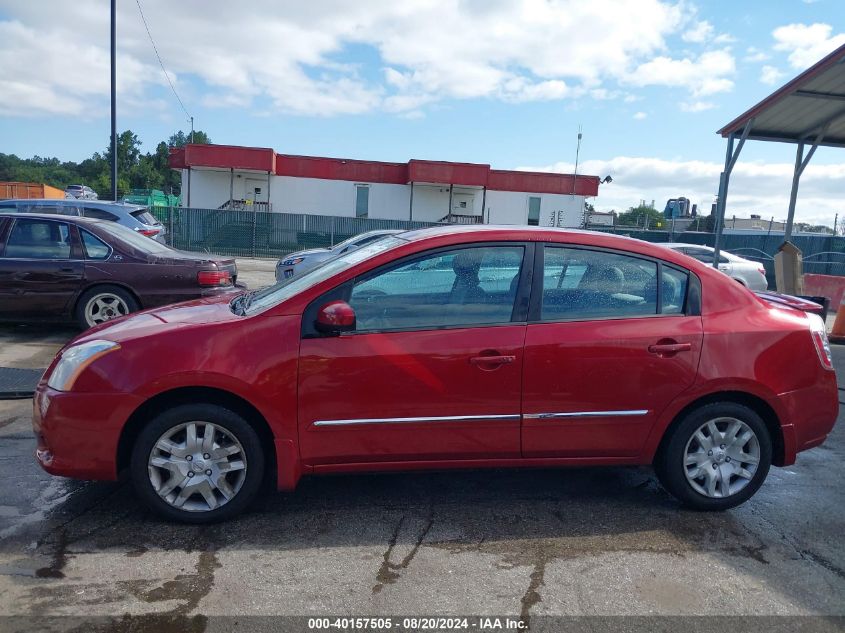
(65, 184), (98, 200)
(662, 243), (768, 291)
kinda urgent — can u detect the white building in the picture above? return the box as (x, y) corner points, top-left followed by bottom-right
(169, 144), (601, 227)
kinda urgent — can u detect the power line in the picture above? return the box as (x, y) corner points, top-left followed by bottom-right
(134, 0), (191, 121)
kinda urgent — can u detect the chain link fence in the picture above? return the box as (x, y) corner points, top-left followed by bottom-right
(150, 207), (443, 258)
(150, 208), (845, 281)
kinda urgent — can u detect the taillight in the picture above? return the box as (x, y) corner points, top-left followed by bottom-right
(135, 227), (160, 237)
(197, 270), (232, 287)
(807, 313), (834, 370)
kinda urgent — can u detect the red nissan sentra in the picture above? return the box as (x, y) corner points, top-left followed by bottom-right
(32, 226), (838, 522)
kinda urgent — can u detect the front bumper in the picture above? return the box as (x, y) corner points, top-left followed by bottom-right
(33, 385), (143, 480)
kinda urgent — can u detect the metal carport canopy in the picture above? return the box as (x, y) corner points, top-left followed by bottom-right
(712, 42), (845, 264)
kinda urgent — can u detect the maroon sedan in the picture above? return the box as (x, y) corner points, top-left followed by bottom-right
(0, 213), (239, 328)
(33, 225), (837, 523)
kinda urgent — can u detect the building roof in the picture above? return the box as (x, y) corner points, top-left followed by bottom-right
(718, 43), (845, 147)
(169, 144), (600, 197)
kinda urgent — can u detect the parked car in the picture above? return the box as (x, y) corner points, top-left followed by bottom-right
(0, 213), (240, 329)
(64, 185), (98, 200)
(275, 230), (403, 281)
(33, 226), (837, 522)
(661, 243), (768, 290)
(0, 199), (168, 243)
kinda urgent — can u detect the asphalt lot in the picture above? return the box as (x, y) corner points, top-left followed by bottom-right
(0, 259), (843, 629)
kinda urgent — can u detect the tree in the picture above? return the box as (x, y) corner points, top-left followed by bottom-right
(616, 204), (665, 229)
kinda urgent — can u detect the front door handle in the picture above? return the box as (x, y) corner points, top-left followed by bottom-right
(469, 354), (515, 367)
(648, 342), (691, 355)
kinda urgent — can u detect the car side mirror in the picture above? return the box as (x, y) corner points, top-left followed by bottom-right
(315, 300), (356, 334)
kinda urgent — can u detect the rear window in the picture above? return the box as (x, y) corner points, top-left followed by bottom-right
(96, 221), (173, 254)
(131, 209), (159, 225)
(83, 207), (118, 221)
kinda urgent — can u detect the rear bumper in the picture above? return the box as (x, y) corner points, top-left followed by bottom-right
(32, 385), (143, 480)
(777, 372), (839, 465)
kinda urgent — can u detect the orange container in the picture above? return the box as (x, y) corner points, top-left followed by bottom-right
(0, 181), (65, 199)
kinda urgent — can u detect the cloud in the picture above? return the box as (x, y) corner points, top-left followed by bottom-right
(633, 111), (648, 120)
(625, 49), (735, 98)
(760, 65), (784, 86)
(520, 156), (845, 226)
(744, 47), (769, 63)
(772, 23), (845, 69)
(683, 20), (714, 44)
(0, 0), (735, 118)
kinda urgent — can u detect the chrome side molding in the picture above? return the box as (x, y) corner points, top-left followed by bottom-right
(313, 414), (521, 427)
(523, 410), (649, 419)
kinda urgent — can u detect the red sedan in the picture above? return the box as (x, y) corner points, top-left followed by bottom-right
(32, 226), (838, 522)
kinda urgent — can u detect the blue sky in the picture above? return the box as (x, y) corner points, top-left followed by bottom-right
(1, 0), (844, 223)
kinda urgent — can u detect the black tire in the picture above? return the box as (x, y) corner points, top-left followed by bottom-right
(75, 284), (140, 329)
(655, 402), (772, 511)
(130, 404), (265, 523)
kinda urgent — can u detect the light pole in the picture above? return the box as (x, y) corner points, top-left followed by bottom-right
(110, 0), (117, 201)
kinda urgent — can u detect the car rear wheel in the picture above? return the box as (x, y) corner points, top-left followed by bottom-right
(130, 404), (264, 523)
(75, 285), (139, 329)
(655, 402), (772, 510)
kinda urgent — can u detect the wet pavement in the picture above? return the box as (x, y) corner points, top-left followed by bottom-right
(0, 321), (843, 630)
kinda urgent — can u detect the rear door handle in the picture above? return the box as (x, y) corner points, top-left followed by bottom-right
(469, 355), (515, 366)
(648, 342), (691, 354)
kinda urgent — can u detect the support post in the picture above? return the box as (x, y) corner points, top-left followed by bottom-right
(186, 167), (191, 207)
(712, 120), (752, 266)
(784, 125), (826, 242)
(409, 182), (414, 221)
(229, 168), (234, 207)
(481, 186), (487, 224)
(266, 170), (271, 212)
(447, 184), (453, 220)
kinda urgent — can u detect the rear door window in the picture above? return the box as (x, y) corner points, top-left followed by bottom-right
(131, 209), (159, 225)
(80, 229), (111, 259)
(83, 207), (118, 221)
(541, 247), (659, 321)
(2, 219), (72, 259)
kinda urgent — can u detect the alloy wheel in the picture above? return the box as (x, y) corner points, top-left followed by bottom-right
(84, 293), (129, 326)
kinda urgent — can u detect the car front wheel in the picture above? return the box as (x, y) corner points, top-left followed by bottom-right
(655, 402), (772, 510)
(130, 404), (264, 523)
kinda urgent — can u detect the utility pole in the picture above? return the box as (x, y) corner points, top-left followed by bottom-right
(571, 125), (582, 194)
(110, 0), (117, 201)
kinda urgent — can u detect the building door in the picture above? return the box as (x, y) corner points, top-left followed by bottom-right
(244, 178), (268, 203)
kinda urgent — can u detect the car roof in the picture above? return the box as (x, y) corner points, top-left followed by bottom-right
(0, 198), (146, 211)
(0, 212), (106, 225)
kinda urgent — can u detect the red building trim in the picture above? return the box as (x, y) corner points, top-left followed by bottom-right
(488, 169), (599, 196)
(170, 144), (599, 196)
(408, 159), (490, 187)
(276, 154), (408, 185)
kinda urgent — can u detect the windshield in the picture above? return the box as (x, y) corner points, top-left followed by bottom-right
(244, 235), (407, 315)
(96, 220), (174, 254)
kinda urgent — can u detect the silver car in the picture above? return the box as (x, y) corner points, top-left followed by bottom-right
(662, 243), (768, 290)
(65, 185), (98, 200)
(275, 230), (404, 282)
(0, 199), (168, 243)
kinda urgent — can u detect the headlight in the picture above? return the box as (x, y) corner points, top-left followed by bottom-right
(282, 257), (305, 266)
(47, 340), (121, 391)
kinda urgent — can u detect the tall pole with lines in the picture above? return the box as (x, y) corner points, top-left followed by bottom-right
(110, 0), (117, 201)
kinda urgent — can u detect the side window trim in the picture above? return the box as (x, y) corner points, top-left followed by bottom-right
(79, 228), (113, 260)
(1, 218), (78, 261)
(301, 241), (531, 338)
(530, 242), (697, 323)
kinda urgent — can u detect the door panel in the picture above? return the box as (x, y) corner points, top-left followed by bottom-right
(0, 219), (83, 319)
(522, 316), (702, 457)
(521, 245), (703, 458)
(298, 326), (525, 464)
(297, 243), (529, 465)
